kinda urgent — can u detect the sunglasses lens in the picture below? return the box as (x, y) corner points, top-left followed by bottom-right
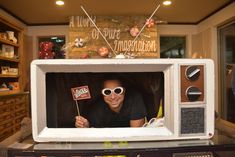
(114, 87), (123, 94)
(103, 89), (112, 96)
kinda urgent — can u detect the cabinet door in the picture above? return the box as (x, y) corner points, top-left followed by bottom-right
(0, 93), (29, 141)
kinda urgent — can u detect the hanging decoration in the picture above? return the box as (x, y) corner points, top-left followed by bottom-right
(61, 37), (87, 52)
(97, 46), (110, 57)
(130, 26), (140, 37)
(74, 37), (86, 47)
(145, 18), (155, 28)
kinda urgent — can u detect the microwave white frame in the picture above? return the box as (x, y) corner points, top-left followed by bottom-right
(31, 59), (214, 142)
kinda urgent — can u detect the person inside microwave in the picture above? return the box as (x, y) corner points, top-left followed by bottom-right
(75, 76), (147, 128)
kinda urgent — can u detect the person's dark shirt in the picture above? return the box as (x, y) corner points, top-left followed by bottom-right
(87, 90), (147, 128)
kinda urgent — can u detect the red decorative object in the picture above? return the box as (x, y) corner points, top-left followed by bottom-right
(97, 46), (109, 57)
(130, 26), (139, 37)
(145, 18), (155, 28)
(71, 86), (91, 101)
(38, 42), (55, 59)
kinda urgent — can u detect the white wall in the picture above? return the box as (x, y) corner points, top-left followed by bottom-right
(196, 2), (235, 112)
(158, 25), (197, 58)
(27, 26), (69, 59)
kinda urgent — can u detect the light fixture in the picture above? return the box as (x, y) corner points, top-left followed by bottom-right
(163, 0), (172, 6)
(56, 39), (64, 43)
(56, 0), (64, 6)
(51, 37), (58, 40)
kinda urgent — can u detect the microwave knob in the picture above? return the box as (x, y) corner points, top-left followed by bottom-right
(186, 86), (202, 102)
(185, 65), (200, 81)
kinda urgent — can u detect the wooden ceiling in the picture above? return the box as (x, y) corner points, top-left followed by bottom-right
(0, 0), (234, 25)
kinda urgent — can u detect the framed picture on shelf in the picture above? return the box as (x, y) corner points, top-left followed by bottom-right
(2, 44), (14, 58)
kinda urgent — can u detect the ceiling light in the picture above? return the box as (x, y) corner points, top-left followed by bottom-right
(51, 37), (58, 40)
(56, 0), (64, 6)
(163, 0), (172, 6)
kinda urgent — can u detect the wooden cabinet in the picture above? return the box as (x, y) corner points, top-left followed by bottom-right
(0, 15), (23, 96)
(0, 16), (29, 141)
(0, 93), (29, 141)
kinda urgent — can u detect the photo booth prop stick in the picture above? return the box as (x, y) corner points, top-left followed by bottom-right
(81, 6), (117, 56)
(71, 86), (91, 116)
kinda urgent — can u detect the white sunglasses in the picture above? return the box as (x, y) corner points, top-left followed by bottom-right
(101, 87), (124, 96)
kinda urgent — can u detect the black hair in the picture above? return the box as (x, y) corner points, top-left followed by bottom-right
(101, 73), (125, 88)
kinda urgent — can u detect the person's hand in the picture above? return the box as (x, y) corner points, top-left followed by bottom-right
(75, 116), (90, 128)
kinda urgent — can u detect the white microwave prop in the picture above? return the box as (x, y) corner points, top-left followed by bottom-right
(31, 59), (214, 142)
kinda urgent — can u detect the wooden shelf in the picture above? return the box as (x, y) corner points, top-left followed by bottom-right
(0, 74), (19, 78)
(0, 56), (19, 62)
(0, 91), (29, 97)
(0, 90), (21, 96)
(0, 38), (19, 47)
(0, 15), (28, 142)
